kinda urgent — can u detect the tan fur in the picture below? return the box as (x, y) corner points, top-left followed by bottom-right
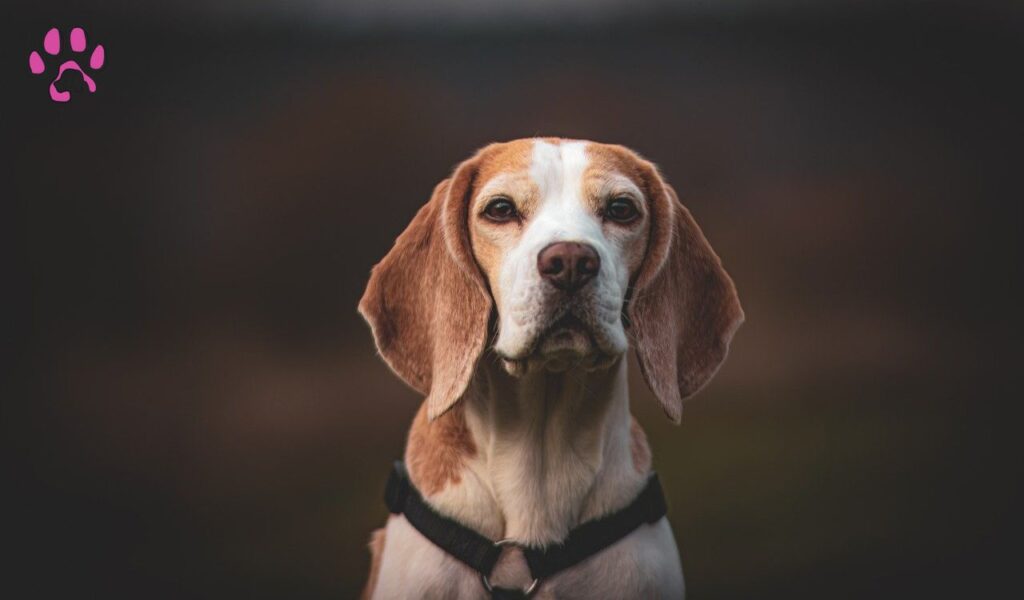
(474, 139), (536, 187)
(359, 138), (742, 598)
(466, 141), (537, 307)
(579, 141), (745, 422)
(361, 528), (387, 600)
(584, 143), (658, 274)
(620, 150), (744, 423)
(357, 160), (493, 421)
(630, 416), (652, 474)
(405, 402), (477, 495)
(581, 146), (741, 419)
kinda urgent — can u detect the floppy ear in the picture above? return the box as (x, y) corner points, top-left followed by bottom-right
(358, 157), (492, 421)
(628, 170), (744, 423)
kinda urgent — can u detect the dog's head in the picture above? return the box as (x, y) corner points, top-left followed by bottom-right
(359, 138), (743, 422)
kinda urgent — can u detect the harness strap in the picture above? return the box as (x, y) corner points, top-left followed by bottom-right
(520, 472), (667, 579)
(385, 461), (504, 575)
(384, 460), (668, 586)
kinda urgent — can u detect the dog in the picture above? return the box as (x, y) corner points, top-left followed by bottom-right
(358, 138), (743, 599)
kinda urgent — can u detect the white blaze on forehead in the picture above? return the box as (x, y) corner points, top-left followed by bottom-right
(526, 140), (598, 241)
(529, 139), (589, 203)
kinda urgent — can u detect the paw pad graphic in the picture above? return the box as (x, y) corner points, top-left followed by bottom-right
(29, 27), (105, 103)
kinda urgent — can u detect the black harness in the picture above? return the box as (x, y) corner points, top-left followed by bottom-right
(384, 461), (668, 598)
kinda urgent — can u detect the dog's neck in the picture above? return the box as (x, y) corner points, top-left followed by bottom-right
(404, 353), (650, 548)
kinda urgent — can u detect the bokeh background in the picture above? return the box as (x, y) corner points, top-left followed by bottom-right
(7, 1), (1022, 598)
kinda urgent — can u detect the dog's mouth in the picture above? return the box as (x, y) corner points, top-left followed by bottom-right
(501, 313), (618, 376)
(538, 312), (593, 351)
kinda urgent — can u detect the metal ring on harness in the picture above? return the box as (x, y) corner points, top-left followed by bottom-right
(480, 538), (541, 597)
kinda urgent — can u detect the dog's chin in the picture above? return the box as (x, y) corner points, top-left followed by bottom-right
(500, 315), (620, 376)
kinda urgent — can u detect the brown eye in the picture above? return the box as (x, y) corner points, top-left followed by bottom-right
(605, 197), (639, 223)
(483, 197), (518, 222)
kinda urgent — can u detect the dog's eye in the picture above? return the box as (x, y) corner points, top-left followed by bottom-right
(483, 197), (518, 223)
(605, 197), (639, 223)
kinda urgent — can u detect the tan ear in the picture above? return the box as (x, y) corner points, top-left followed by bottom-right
(628, 171), (744, 423)
(358, 157), (492, 420)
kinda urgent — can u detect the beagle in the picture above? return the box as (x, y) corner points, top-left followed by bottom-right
(358, 138), (743, 599)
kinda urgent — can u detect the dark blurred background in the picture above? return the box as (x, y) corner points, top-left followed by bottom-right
(6, 1), (1022, 598)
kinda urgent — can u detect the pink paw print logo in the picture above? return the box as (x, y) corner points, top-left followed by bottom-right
(28, 27), (105, 103)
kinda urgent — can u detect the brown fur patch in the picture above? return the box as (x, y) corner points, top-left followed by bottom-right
(405, 401), (477, 496)
(466, 140), (538, 308)
(474, 139), (536, 187)
(357, 158), (493, 421)
(586, 141), (744, 423)
(630, 416), (652, 474)
(361, 527), (387, 600)
(583, 143), (659, 275)
(627, 165), (745, 423)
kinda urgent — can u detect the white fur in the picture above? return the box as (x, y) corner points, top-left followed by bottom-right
(492, 140), (630, 361)
(370, 138), (685, 598)
(371, 357), (684, 599)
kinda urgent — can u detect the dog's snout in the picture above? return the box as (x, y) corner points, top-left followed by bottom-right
(537, 242), (600, 292)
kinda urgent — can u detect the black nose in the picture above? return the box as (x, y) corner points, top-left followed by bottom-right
(537, 242), (600, 292)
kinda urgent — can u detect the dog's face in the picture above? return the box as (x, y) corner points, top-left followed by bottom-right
(359, 138), (743, 422)
(467, 139), (650, 374)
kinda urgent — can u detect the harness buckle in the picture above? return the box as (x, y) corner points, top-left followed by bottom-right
(480, 538), (541, 597)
